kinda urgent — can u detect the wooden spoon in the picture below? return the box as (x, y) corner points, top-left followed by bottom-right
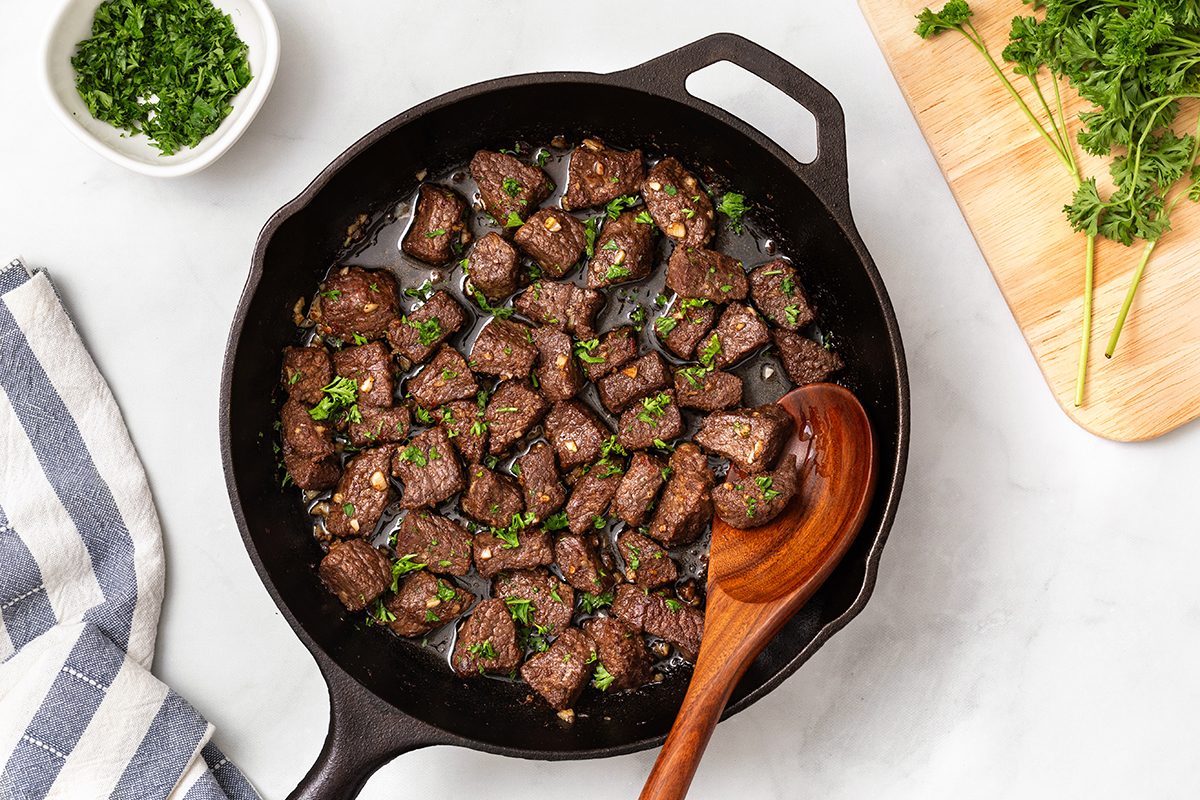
(639, 383), (878, 800)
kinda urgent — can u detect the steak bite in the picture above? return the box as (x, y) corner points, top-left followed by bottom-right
(461, 464), (525, 528)
(473, 527), (554, 579)
(513, 281), (605, 340)
(618, 391), (683, 451)
(709, 303), (770, 369)
(577, 326), (637, 381)
(642, 157), (715, 248)
(647, 444), (714, 546)
(393, 427), (464, 508)
(656, 298), (717, 359)
(674, 369), (742, 412)
(543, 400), (611, 471)
(533, 327), (584, 402)
(773, 330), (844, 386)
(401, 184), (468, 266)
(469, 318), (539, 379)
(554, 534), (613, 593)
(565, 466), (623, 534)
(470, 150), (553, 224)
(562, 141), (645, 210)
(493, 568), (574, 636)
(617, 529), (677, 588)
(392, 510), (473, 575)
(326, 446), (394, 538)
(516, 442), (566, 522)
(386, 571), (473, 637)
(520, 628), (597, 711)
(612, 584), (704, 661)
(583, 616), (652, 692)
(280, 398), (339, 490)
(596, 351), (671, 414)
(312, 266), (400, 341)
(332, 342), (395, 407)
(714, 455), (800, 529)
(514, 209), (588, 278)
(586, 211), (655, 289)
(613, 453), (667, 528)
(406, 346), (478, 410)
(485, 380), (549, 455)
(466, 232), (519, 302)
(665, 247), (748, 303)
(282, 345), (332, 405)
(387, 291), (467, 366)
(437, 398), (489, 464)
(749, 260), (815, 330)
(318, 539), (391, 611)
(347, 405), (411, 448)
(694, 404), (794, 472)
(451, 597), (522, 677)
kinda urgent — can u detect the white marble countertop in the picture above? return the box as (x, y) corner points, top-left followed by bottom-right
(4, 2), (1199, 797)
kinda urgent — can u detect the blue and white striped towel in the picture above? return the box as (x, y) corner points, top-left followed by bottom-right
(0, 259), (259, 799)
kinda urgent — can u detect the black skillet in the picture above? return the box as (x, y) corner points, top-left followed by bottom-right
(220, 33), (909, 800)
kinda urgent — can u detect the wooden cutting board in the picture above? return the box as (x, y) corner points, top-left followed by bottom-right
(860, 0), (1200, 441)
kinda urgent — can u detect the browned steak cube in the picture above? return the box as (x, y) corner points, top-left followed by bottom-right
(583, 616), (652, 692)
(773, 330), (845, 386)
(709, 303), (770, 369)
(473, 528), (554, 579)
(562, 141), (645, 210)
(565, 466), (623, 534)
(284, 451), (340, 492)
(387, 291), (467, 366)
(401, 184), (468, 266)
(470, 319), (538, 380)
(514, 209), (588, 278)
(665, 247), (748, 303)
(332, 342), (395, 407)
(613, 453), (666, 528)
(461, 464), (525, 528)
(612, 584), (704, 661)
(437, 399), (488, 464)
(516, 442), (566, 522)
(282, 345), (332, 405)
(749, 260), (814, 330)
(714, 455), (799, 529)
(586, 211), (655, 289)
(485, 380), (549, 455)
(694, 404), (794, 472)
(392, 510), (473, 575)
(451, 597), (522, 677)
(406, 346), (478, 410)
(543, 400), (611, 471)
(514, 280), (606, 341)
(493, 568), (574, 636)
(647, 444), (714, 546)
(466, 232), (519, 302)
(656, 298), (717, 359)
(554, 534), (613, 593)
(347, 405), (410, 448)
(393, 427), (463, 508)
(326, 446), (394, 538)
(596, 351), (670, 414)
(617, 529), (677, 588)
(617, 391), (683, 451)
(312, 267), (400, 341)
(674, 369), (742, 412)
(386, 571), (473, 637)
(642, 157), (715, 248)
(520, 628), (597, 711)
(470, 150), (553, 224)
(282, 395), (338, 490)
(577, 326), (637, 381)
(533, 328), (583, 402)
(318, 538), (391, 611)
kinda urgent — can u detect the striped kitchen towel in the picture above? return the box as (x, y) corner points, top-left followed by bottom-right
(0, 259), (259, 799)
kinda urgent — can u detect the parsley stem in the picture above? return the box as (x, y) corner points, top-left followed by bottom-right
(1105, 239), (1156, 359)
(1074, 233), (1096, 406)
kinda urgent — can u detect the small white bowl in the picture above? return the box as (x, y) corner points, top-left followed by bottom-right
(42, 0), (280, 178)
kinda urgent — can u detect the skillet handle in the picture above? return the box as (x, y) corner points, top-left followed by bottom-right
(287, 648), (446, 800)
(610, 33), (851, 222)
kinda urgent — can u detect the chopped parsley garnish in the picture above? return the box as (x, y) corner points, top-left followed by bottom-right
(425, 228), (447, 238)
(601, 239), (620, 251)
(342, 503), (355, 518)
(502, 177), (522, 197)
(504, 211), (524, 228)
(543, 511), (570, 531)
(680, 298), (710, 313)
(467, 639), (497, 660)
(535, 149), (551, 167)
(424, 609), (440, 623)
(574, 338), (605, 364)
(366, 598), (396, 626)
(578, 590), (614, 614)
(469, 419), (488, 437)
(397, 445), (428, 467)
(390, 553), (427, 591)
(635, 210), (654, 225)
(605, 264), (631, 281)
(414, 406), (433, 425)
(592, 662), (615, 691)
(505, 597), (534, 626)
(784, 305), (802, 325)
(435, 580), (457, 602)
(780, 274), (796, 296)
(664, 598), (683, 612)
(654, 316), (678, 336)
(406, 316), (442, 347)
(698, 333), (722, 369)
(756, 475), (782, 502)
(663, 183), (678, 196)
(605, 194), (640, 219)
(470, 289), (515, 319)
(584, 217), (599, 257)
(637, 393), (671, 426)
(320, 289), (342, 300)
(351, 333), (369, 345)
(716, 192), (749, 233)
(287, 371), (302, 386)
(403, 280), (434, 299)
(308, 377), (360, 423)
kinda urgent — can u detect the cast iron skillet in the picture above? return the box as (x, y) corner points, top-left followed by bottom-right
(220, 33), (909, 800)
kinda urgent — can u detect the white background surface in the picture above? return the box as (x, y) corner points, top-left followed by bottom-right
(3, 2), (1199, 798)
